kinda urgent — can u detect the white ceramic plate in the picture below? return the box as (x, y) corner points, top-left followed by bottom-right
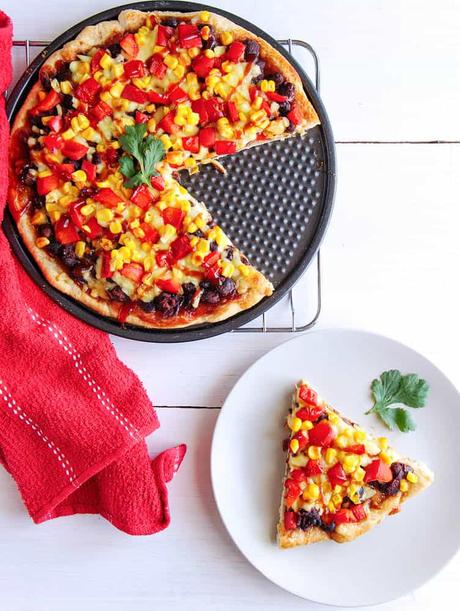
(211, 328), (460, 606)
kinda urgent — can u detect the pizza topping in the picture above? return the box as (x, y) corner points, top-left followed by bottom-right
(282, 382), (420, 533)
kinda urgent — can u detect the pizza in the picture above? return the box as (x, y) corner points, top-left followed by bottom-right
(8, 9), (319, 329)
(277, 381), (434, 548)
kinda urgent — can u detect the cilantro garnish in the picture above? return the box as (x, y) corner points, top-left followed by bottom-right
(119, 124), (165, 189)
(365, 370), (430, 433)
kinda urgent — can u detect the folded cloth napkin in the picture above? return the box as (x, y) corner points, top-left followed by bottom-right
(0, 11), (185, 535)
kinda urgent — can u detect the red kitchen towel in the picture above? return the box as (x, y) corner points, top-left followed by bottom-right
(0, 11), (185, 535)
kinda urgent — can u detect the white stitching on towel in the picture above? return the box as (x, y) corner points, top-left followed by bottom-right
(0, 380), (77, 485)
(26, 307), (139, 440)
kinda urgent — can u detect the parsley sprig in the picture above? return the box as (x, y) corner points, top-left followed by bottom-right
(365, 370), (430, 432)
(119, 124), (165, 189)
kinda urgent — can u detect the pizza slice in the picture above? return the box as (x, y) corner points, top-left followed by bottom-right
(277, 381), (434, 548)
(8, 8), (319, 328)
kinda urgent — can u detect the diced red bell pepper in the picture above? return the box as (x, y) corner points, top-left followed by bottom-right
(158, 111), (177, 134)
(140, 223), (160, 244)
(290, 468), (307, 484)
(203, 251), (220, 268)
(266, 91), (288, 103)
(182, 136), (199, 153)
(327, 463), (348, 488)
(305, 460), (323, 477)
(156, 250), (174, 269)
(124, 59), (145, 79)
(261, 99), (272, 117)
(121, 262), (144, 284)
(308, 421), (336, 447)
(291, 431), (309, 452)
(148, 90), (169, 105)
(30, 89), (61, 115)
(43, 133), (64, 152)
(120, 33), (139, 58)
(192, 54), (214, 78)
(287, 103), (303, 126)
(351, 504), (367, 522)
(131, 184), (155, 210)
(204, 262), (221, 282)
(55, 163), (75, 179)
(147, 53), (168, 79)
(296, 406), (325, 422)
(226, 101), (239, 123)
(191, 99), (209, 124)
(332, 508), (353, 525)
(364, 459), (393, 484)
(55, 215), (79, 244)
(94, 188), (121, 207)
(204, 97), (224, 122)
(135, 111), (149, 124)
(214, 140), (237, 155)
(170, 234), (193, 261)
(168, 85), (188, 104)
(344, 444), (366, 455)
(68, 200), (85, 229)
(101, 251), (113, 278)
(299, 385), (320, 406)
(248, 85), (258, 102)
(225, 40), (245, 62)
(90, 49), (107, 73)
(82, 159), (97, 182)
(199, 126), (216, 148)
(47, 115), (63, 133)
(150, 175), (165, 191)
(284, 510), (298, 531)
(82, 215), (103, 239)
(156, 24), (174, 47)
(177, 23), (202, 49)
(36, 173), (59, 195)
(284, 478), (301, 508)
(156, 278), (180, 294)
(162, 206), (185, 229)
(62, 140), (88, 161)
(122, 84), (148, 104)
(104, 147), (119, 167)
(75, 77), (101, 105)
(90, 100), (112, 122)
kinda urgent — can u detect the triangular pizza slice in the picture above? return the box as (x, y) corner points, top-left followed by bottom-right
(8, 9), (319, 328)
(278, 381), (434, 548)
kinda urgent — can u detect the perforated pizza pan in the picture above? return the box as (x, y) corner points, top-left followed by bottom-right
(3, 1), (336, 343)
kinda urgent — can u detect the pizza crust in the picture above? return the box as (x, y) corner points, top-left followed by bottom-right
(9, 8), (316, 330)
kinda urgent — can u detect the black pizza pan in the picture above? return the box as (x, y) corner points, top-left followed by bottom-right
(3, 1), (336, 343)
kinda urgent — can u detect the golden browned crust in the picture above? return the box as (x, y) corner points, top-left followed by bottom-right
(9, 8), (314, 329)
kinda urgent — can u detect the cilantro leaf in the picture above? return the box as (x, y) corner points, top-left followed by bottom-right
(119, 125), (165, 189)
(365, 369), (429, 433)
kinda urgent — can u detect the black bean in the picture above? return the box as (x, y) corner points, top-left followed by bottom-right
(61, 94), (74, 110)
(201, 289), (221, 304)
(46, 238), (61, 257)
(91, 152), (102, 165)
(286, 122), (296, 133)
(60, 244), (79, 268)
(55, 64), (71, 82)
(154, 292), (182, 317)
(209, 240), (218, 252)
(79, 186), (97, 199)
(218, 278), (236, 298)
(162, 18), (178, 28)
(70, 263), (91, 282)
(107, 43), (122, 58)
(278, 100), (291, 116)
(182, 282), (197, 309)
(39, 224), (53, 239)
(139, 299), (156, 313)
(32, 195), (46, 211)
(244, 39), (260, 61)
(223, 246), (233, 260)
(320, 520), (336, 533)
(19, 163), (36, 187)
(192, 229), (205, 238)
(40, 72), (51, 90)
(252, 59), (266, 84)
(199, 280), (212, 291)
(372, 462), (413, 496)
(108, 286), (130, 302)
(266, 72), (285, 87)
(297, 508), (321, 530)
(278, 81), (295, 102)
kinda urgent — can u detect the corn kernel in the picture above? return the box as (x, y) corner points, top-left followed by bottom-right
(325, 448), (337, 465)
(332, 492), (343, 506)
(220, 261), (235, 278)
(71, 170), (87, 183)
(301, 420), (313, 431)
(328, 413), (340, 425)
(380, 451), (392, 465)
(407, 471), (418, 484)
(343, 454), (360, 474)
(200, 10), (210, 21)
(221, 31), (233, 45)
(96, 208), (114, 224)
(238, 264), (251, 277)
(378, 437), (389, 450)
(35, 237), (49, 248)
(112, 62), (124, 78)
(110, 82), (124, 98)
(400, 479), (409, 493)
(60, 80), (73, 94)
(354, 430), (367, 443)
(307, 446), (321, 460)
(109, 220), (122, 234)
(61, 128), (75, 140)
(327, 501), (336, 513)
(336, 434), (348, 449)
(80, 204), (95, 216)
(160, 134), (173, 149)
(173, 64), (185, 79)
(31, 210), (47, 225)
(164, 54), (178, 70)
(303, 483), (320, 501)
(74, 241), (86, 258)
(187, 47), (200, 58)
(289, 438), (299, 454)
(147, 118), (157, 133)
(289, 417), (302, 433)
(353, 467), (366, 482)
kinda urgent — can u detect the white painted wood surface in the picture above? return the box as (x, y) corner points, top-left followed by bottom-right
(2, 1), (460, 609)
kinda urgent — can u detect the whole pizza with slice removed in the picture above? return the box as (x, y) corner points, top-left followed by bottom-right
(278, 381), (434, 547)
(8, 9), (319, 328)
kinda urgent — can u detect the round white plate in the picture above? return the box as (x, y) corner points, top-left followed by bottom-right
(211, 328), (460, 606)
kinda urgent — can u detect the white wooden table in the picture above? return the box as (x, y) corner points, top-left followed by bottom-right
(2, 1), (459, 609)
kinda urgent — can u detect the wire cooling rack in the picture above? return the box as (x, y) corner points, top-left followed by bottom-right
(10, 38), (322, 334)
